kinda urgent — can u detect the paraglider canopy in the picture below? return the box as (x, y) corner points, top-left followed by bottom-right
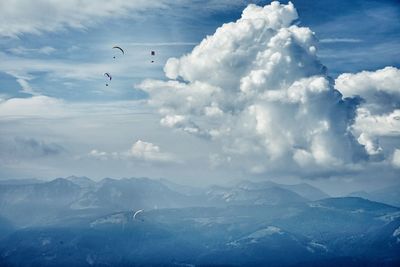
(104, 72), (112, 86)
(133, 209), (144, 220)
(113, 46), (125, 54)
(112, 46), (124, 59)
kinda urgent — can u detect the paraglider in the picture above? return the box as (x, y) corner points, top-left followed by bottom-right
(104, 72), (112, 86)
(112, 46), (125, 59)
(151, 50), (155, 63)
(133, 209), (144, 221)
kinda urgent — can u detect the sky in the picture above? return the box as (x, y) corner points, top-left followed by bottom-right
(0, 0), (399, 195)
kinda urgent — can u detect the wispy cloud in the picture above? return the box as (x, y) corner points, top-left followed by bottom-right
(0, 51), (145, 91)
(15, 78), (38, 96)
(0, 136), (65, 161)
(0, 96), (152, 120)
(125, 42), (198, 47)
(320, 38), (362, 43)
(8, 46), (56, 55)
(0, 0), (250, 37)
(87, 140), (178, 163)
(0, 0), (167, 37)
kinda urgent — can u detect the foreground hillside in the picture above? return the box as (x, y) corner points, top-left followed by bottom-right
(0, 177), (399, 266)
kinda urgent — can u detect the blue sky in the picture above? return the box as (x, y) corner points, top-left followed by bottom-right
(1, 0), (398, 102)
(0, 0), (399, 194)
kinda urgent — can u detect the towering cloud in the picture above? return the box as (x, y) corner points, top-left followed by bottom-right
(138, 1), (370, 176)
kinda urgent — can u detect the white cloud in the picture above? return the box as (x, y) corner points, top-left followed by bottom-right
(160, 114), (186, 128)
(88, 150), (110, 161)
(335, 66), (400, 114)
(86, 140), (177, 163)
(8, 46), (56, 55)
(319, 38), (362, 44)
(335, 67), (400, 156)
(138, 1), (368, 176)
(392, 149), (400, 168)
(352, 108), (400, 137)
(15, 78), (37, 95)
(2, 70), (40, 96)
(357, 133), (382, 156)
(0, 95), (152, 121)
(0, 95), (65, 118)
(129, 140), (176, 162)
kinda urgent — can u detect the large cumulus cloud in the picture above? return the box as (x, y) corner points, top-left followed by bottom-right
(138, 1), (387, 176)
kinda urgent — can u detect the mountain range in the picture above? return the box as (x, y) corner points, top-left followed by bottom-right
(0, 176), (332, 227)
(0, 176), (399, 266)
(349, 185), (400, 207)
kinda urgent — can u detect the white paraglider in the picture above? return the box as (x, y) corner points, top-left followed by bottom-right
(133, 209), (144, 221)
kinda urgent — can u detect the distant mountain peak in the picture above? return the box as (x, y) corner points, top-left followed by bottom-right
(232, 180), (329, 201)
(348, 185), (400, 208)
(65, 176), (95, 188)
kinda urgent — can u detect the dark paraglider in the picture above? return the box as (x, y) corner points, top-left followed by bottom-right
(112, 46), (125, 59)
(104, 72), (112, 86)
(103, 46), (157, 86)
(103, 46), (123, 86)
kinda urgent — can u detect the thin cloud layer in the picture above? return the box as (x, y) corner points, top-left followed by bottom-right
(0, 0), (252, 37)
(139, 1), (369, 176)
(8, 46), (56, 56)
(87, 140), (177, 163)
(0, 137), (65, 162)
(0, 0), (165, 37)
(0, 96), (65, 118)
